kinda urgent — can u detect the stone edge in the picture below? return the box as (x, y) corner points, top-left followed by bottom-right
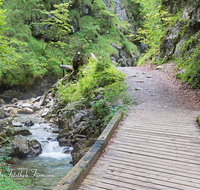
(53, 110), (123, 190)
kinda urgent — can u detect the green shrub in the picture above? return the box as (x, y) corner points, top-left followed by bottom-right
(0, 150), (29, 190)
(174, 31), (200, 88)
(57, 56), (131, 128)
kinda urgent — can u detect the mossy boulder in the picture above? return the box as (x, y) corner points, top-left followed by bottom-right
(28, 139), (42, 157)
(57, 127), (70, 140)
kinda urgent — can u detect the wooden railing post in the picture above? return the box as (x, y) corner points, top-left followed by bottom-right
(62, 60), (65, 77)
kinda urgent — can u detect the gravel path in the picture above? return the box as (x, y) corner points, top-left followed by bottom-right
(119, 63), (200, 125)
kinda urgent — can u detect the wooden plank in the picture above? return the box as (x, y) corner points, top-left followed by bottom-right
(100, 156), (200, 179)
(106, 149), (200, 173)
(125, 118), (194, 124)
(117, 127), (196, 138)
(95, 160), (200, 186)
(113, 134), (200, 152)
(123, 125), (199, 135)
(124, 120), (194, 127)
(81, 178), (138, 190)
(111, 139), (200, 157)
(124, 120), (194, 126)
(108, 142), (200, 161)
(116, 131), (199, 144)
(123, 124), (199, 133)
(86, 173), (162, 190)
(123, 123), (194, 130)
(90, 167), (200, 190)
(89, 170), (200, 190)
(113, 137), (200, 154)
(79, 184), (104, 190)
(107, 146), (200, 165)
(94, 166), (200, 189)
(115, 134), (200, 150)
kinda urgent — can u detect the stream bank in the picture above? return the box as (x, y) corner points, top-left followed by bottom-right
(0, 83), (110, 189)
(0, 102), (73, 190)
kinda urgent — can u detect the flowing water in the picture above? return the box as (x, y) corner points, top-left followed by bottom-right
(10, 115), (73, 190)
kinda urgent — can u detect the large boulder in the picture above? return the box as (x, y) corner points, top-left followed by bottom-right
(58, 138), (71, 147)
(73, 121), (89, 135)
(57, 128), (70, 140)
(0, 99), (5, 105)
(58, 118), (70, 129)
(12, 121), (23, 127)
(28, 140), (42, 157)
(9, 135), (29, 158)
(18, 108), (33, 114)
(15, 129), (32, 136)
(0, 109), (8, 119)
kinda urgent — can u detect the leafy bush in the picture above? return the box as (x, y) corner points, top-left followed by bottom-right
(133, 0), (183, 65)
(0, 150), (29, 190)
(58, 57), (125, 103)
(57, 57), (131, 128)
(175, 31), (200, 88)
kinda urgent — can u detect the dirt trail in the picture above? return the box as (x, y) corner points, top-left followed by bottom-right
(119, 63), (200, 125)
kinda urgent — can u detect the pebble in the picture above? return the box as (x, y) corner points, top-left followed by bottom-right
(137, 80), (144, 83)
(135, 87), (143, 91)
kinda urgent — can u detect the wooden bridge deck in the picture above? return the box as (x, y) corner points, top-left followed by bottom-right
(78, 67), (200, 190)
(79, 116), (200, 190)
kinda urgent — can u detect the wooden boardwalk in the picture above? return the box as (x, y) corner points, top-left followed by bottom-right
(78, 67), (200, 190)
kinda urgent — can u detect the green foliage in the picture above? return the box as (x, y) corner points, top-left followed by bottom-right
(121, 0), (143, 27)
(0, 155), (11, 175)
(0, 175), (25, 190)
(132, 0), (165, 64)
(41, 2), (71, 41)
(58, 57), (125, 103)
(0, 148), (29, 190)
(1, 0), (140, 86)
(0, 0), (5, 32)
(196, 114), (200, 126)
(133, 0), (183, 65)
(93, 81), (131, 126)
(0, 1), (18, 79)
(175, 31), (200, 88)
(0, 0), (73, 85)
(57, 57), (130, 127)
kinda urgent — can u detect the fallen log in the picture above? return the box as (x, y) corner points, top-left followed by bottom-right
(60, 65), (73, 71)
(0, 95), (12, 100)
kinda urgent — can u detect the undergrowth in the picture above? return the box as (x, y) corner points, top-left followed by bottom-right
(57, 57), (131, 127)
(0, 149), (29, 190)
(175, 31), (200, 88)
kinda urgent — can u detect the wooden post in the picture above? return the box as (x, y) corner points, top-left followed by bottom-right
(62, 60), (65, 77)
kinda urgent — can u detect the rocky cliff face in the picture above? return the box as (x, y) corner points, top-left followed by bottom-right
(159, 0), (200, 60)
